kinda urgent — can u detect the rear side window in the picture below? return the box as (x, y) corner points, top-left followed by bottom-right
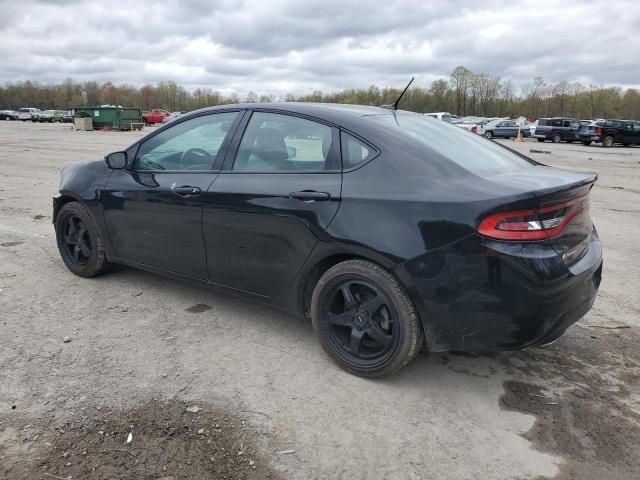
(551, 119), (562, 127)
(232, 112), (334, 172)
(340, 132), (376, 169)
(538, 119), (549, 126)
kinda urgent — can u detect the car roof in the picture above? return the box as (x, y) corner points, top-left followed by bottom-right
(193, 102), (415, 122)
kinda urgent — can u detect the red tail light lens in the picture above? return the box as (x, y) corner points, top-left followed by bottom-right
(596, 127), (603, 136)
(478, 196), (589, 240)
(471, 126), (477, 134)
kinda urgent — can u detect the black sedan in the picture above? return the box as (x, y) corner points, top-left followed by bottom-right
(53, 103), (603, 377)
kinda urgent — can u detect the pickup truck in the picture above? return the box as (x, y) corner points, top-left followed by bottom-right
(142, 109), (171, 125)
(578, 119), (640, 147)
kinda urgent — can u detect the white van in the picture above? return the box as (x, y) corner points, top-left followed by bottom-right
(424, 112), (452, 122)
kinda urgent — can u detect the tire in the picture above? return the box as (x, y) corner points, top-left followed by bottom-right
(582, 141), (592, 146)
(567, 140), (573, 144)
(55, 202), (112, 278)
(484, 131), (493, 139)
(622, 143), (630, 147)
(311, 260), (424, 378)
(552, 133), (562, 143)
(602, 136), (614, 148)
(537, 138), (545, 142)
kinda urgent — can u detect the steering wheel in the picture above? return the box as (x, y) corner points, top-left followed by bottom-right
(179, 148), (212, 168)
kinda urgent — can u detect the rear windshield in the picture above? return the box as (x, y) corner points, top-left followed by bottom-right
(19, 108), (30, 112)
(365, 114), (534, 175)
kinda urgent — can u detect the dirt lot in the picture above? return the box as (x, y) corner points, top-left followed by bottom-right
(1, 121), (639, 479)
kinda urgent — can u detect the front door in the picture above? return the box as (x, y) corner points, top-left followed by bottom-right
(203, 111), (342, 296)
(102, 111), (242, 279)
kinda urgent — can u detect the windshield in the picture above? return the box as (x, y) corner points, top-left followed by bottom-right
(364, 114), (535, 175)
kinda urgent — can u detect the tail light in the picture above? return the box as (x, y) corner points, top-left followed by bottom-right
(595, 127), (603, 136)
(471, 126), (477, 134)
(477, 195), (589, 240)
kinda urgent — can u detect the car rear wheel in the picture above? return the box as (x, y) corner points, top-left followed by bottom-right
(55, 202), (112, 278)
(602, 136), (614, 148)
(552, 134), (562, 143)
(311, 260), (423, 377)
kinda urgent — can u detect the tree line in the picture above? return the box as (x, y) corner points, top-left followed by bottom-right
(1, 66), (639, 120)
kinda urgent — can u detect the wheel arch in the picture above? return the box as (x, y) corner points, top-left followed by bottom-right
(53, 192), (85, 224)
(298, 246), (402, 320)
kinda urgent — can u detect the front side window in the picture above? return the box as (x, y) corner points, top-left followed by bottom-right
(133, 111), (239, 171)
(232, 112), (333, 172)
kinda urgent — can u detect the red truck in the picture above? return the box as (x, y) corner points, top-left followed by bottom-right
(142, 109), (171, 125)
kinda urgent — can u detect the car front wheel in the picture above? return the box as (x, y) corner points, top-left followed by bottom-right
(55, 202), (112, 277)
(484, 131), (493, 139)
(552, 134), (562, 143)
(311, 260), (423, 377)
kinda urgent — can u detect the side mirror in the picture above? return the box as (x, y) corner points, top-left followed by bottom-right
(105, 151), (127, 169)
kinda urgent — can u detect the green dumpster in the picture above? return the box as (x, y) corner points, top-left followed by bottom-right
(72, 106), (142, 130)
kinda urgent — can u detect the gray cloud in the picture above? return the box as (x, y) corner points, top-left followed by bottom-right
(0, 0), (638, 96)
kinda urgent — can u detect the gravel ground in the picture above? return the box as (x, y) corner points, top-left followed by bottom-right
(1, 121), (639, 479)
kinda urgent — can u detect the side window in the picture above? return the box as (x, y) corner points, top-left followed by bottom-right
(551, 119), (562, 127)
(133, 112), (239, 171)
(341, 132), (376, 169)
(633, 123), (640, 132)
(563, 120), (571, 127)
(232, 112), (333, 172)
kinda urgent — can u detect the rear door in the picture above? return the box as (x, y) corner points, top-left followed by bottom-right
(102, 110), (242, 279)
(622, 121), (640, 145)
(203, 110), (342, 296)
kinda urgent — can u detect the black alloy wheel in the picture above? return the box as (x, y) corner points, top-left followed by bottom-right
(311, 260), (423, 377)
(55, 202), (111, 277)
(60, 215), (92, 266)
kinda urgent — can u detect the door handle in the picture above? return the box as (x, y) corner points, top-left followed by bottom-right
(171, 183), (201, 198)
(289, 190), (331, 202)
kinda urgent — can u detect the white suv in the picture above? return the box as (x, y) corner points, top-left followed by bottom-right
(18, 108), (41, 122)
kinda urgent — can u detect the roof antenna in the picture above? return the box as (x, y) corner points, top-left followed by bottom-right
(381, 77), (414, 110)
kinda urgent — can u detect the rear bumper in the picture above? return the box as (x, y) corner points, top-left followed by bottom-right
(579, 135), (601, 142)
(395, 228), (603, 351)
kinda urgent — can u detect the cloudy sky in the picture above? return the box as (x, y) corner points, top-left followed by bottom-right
(1, 0), (639, 96)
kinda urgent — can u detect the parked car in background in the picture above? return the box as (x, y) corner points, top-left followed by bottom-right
(62, 111), (73, 123)
(0, 110), (19, 120)
(533, 117), (578, 143)
(457, 116), (487, 134)
(424, 112), (452, 122)
(38, 110), (67, 122)
(142, 108), (171, 125)
(53, 102), (602, 377)
(578, 119), (640, 147)
(162, 111), (186, 123)
(483, 119), (530, 139)
(18, 107), (41, 122)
